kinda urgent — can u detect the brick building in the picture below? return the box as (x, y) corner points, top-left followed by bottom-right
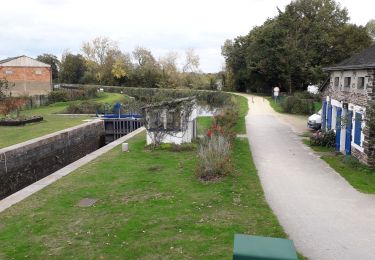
(321, 44), (375, 166)
(0, 55), (52, 96)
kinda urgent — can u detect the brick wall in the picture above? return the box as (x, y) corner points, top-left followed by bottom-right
(0, 120), (105, 199)
(0, 66), (52, 96)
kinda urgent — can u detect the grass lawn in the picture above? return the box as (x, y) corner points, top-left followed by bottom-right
(0, 133), (288, 259)
(196, 95), (248, 136)
(301, 136), (375, 194)
(266, 97), (284, 113)
(302, 139), (335, 153)
(197, 116), (213, 135)
(0, 93), (125, 149)
(321, 154), (375, 194)
(234, 95), (248, 134)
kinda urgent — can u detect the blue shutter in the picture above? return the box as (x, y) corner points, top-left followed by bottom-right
(327, 104), (332, 130)
(345, 111), (353, 155)
(335, 108), (342, 151)
(354, 113), (362, 146)
(322, 101), (327, 130)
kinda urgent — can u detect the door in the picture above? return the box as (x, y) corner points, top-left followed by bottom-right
(345, 111), (353, 155)
(335, 107), (342, 151)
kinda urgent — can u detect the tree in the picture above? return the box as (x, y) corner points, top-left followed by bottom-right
(366, 19), (375, 39)
(222, 0), (372, 93)
(132, 47), (161, 88)
(81, 36), (121, 84)
(0, 79), (11, 100)
(0, 79), (27, 118)
(59, 52), (87, 84)
(36, 54), (60, 81)
(182, 48), (200, 73)
(159, 51), (180, 88)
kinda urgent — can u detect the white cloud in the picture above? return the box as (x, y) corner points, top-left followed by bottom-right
(0, 0), (373, 72)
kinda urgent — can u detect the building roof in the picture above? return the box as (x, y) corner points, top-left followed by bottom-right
(324, 44), (375, 71)
(0, 55), (51, 67)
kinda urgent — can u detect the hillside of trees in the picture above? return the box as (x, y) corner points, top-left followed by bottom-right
(36, 39), (219, 90)
(221, 0), (373, 93)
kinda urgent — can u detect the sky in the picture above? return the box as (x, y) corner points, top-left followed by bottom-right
(0, 0), (374, 73)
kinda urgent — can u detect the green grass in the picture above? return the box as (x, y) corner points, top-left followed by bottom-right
(233, 95), (248, 134)
(302, 135), (375, 194)
(197, 95), (248, 136)
(302, 139), (335, 153)
(314, 101), (322, 113)
(321, 154), (375, 194)
(266, 97), (284, 113)
(0, 132), (288, 259)
(0, 93), (125, 149)
(197, 116), (213, 135)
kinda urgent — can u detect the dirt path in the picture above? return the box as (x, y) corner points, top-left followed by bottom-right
(242, 94), (375, 260)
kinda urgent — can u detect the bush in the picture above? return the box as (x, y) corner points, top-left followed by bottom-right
(310, 130), (335, 147)
(48, 86), (98, 104)
(280, 96), (315, 115)
(65, 101), (103, 114)
(48, 90), (69, 103)
(196, 135), (232, 181)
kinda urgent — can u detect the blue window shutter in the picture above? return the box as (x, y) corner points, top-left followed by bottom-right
(327, 104), (332, 130)
(345, 111), (353, 155)
(335, 108), (342, 151)
(354, 113), (362, 146)
(322, 101), (327, 129)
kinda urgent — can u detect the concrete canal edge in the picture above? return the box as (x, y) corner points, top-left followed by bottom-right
(0, 127), (145, 213)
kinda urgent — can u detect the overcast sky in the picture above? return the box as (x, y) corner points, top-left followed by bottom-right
(0, 0), (373, 72)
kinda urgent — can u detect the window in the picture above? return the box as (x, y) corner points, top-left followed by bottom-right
(344, 77), (351, 88)
(334, 77), (339, 88)
(35, 70), (42, 75)
(4, 70), (12, 75)
(357, 77), (365, 89)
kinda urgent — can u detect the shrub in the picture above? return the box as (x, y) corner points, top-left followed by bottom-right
(65, 101), (103, 114)
(196, 135), (232, 181)
(280, 96), (315, 115)
(0, 97), (28, 118)
(48, 90), (69, 103)
(310, 130), (335, 147)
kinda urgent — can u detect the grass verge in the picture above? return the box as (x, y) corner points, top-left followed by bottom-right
(0, 93), (124, 148)
(321, 154), (375, 194)
(266, 97), (284, 113)
(0, 132), (287, 259)
(233, 95), (248, 134)
(302, 136), (375, 194)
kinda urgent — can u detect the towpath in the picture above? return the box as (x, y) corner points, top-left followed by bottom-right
(243, 94), (375, 260)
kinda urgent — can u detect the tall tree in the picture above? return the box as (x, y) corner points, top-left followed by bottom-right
(59, 52), (86, 84)
(366, 19), (375, 39)
(222, 0), (372, 93)
(36, 54), (60, 81)
(132, 47), (161, 88)
(81, 36), (121, 84)
(159, 51), (180, 88)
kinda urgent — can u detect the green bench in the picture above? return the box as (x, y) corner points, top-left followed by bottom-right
(233, 234), (297, 260)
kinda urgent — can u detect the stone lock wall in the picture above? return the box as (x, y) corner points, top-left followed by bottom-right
(0, 120), (105, 199)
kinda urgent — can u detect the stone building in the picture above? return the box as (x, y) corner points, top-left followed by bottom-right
(321, 44), (375, 166)
(0, 55), (52, 96)
(142, 97), (197, 145)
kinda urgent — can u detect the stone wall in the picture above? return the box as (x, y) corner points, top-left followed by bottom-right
(0, 120), (105, 199)
(322, 69), (375, 166)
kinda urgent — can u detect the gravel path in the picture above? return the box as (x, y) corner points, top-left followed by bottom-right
(243, 94), (375, 260)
